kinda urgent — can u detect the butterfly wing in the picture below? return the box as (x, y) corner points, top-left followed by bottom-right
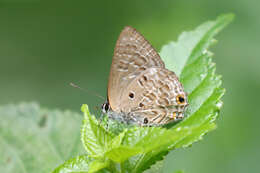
(119, 67), (188, 125)
(108, 26), (165, 112)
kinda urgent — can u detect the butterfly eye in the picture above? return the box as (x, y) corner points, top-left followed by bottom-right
(101, 103), (108, 113)
(102, 102), (110, 113)
(176, 94), (185, 104)
(104, 103), (109, 111)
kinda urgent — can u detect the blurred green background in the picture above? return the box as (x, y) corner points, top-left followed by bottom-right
(0, 0), (259, 172)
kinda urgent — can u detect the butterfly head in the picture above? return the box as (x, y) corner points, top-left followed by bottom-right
(101, 100), (110, 114)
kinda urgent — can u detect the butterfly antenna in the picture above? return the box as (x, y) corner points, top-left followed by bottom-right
(70, 82), (105, 100)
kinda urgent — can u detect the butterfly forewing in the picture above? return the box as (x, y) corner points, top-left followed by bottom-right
(108, 26), (165, 112)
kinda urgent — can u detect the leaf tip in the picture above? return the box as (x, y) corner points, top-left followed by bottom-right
(218, 13), (235, 25)
(81, 104), (89, 113)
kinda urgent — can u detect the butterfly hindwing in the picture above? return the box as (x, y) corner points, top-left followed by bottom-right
(118, 67), (187, 125)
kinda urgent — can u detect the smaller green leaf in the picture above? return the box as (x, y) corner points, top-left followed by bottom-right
(108, 129), (126, 148)
(52, 155), (110, 173)
(88, 159), (109, 173)
(105, 127), (190, 163)
(143, 160), (164, 173)
(52, 154), (92, 173)
(133, 152), (168, 173)
(105, 146), (143, 163)
(81, 105), (114, 158)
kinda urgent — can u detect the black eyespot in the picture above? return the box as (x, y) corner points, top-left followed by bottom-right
(179, 97), (185, 103)
(143, 117), (149, 124)
(139, 102), (144, 107)
(129, 92), (134, 99)
(177, 94), (185, 104)
(143, 75), (147, 81)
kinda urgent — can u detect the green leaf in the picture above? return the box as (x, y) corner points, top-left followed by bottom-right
(160, 13), (234, 76)
(81, 104), (114, 158)
(119, 13), (233, 172)
(0, 103), (84, 173)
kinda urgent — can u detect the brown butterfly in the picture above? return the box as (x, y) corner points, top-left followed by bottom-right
(102, 26), (188, 126)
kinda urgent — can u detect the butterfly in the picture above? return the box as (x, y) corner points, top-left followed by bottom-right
(102, 26), (188, 126)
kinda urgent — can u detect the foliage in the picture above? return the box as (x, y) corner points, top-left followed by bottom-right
(53, 14), (233, 173)
(0, 14), (233, 173)
(0, 103), (84, 173)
